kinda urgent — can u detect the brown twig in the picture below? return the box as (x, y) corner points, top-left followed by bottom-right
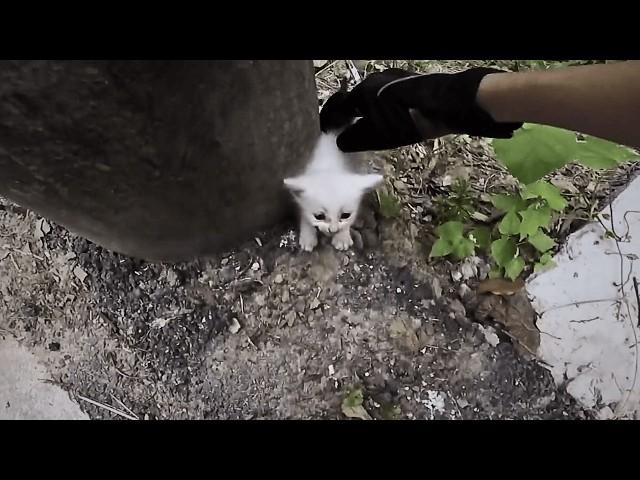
(569, 317), (600, 324)
(633, 277), (640, 328)
(76, 394), (138, 420)
(109, 394), (138, 419)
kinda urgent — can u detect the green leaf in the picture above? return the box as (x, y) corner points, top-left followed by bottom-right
(522, 181), (567, 211)
(343, 388), (364, 408)
(539, 252), (553, 264)
(493, 124), (639, 184)
(534, 259), (556, 272)
(341, 388), (372, 420)
(528, 229), (555, 252)
(504, 256), (525, 281)
(519, 205), (552, 238)
(498, 211), (522, 235)
(491, 237), (517, 268)
(493, 124), (579, 184)
(430, 238), (453, 258)
(534, 252), (556, 273)
(469, 227), (491, 249)
(490, 193), (527, 213)
(575, 135), (640, 169)
(488, 266), (503, 279)
(378, 191), (402, 218)
(435, 221), (464, 239)
(380, 403), (401, 420)
(451, 237), (475, 260)
(431, 221), (474, 260)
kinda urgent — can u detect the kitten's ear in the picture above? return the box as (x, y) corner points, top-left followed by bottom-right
(355, 174), (384, 192)
(283, 177), (306, 197)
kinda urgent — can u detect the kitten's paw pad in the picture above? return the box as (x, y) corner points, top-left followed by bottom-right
(332, 233), (353, 251)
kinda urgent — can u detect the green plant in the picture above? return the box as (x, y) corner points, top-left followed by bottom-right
(377, 190), (402, 219)
(493, 124), (638, 184)
(430, 221), (476, 260)
(429, 123), (640, 280)
(431, 180), (561, 279)
(433, 178), (474, 222)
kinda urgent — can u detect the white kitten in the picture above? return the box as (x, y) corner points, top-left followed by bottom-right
(284, 132), (383, 252)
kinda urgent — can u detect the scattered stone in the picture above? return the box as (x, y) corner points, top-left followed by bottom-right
(458, 283), (473, 300)
(294, 299), (306, 313)
(165, 269), (179, 287)
(460, 262), (476, 280)
(274, 274), (284, 284)
(73, 265), (88, 283)
(478, 324), (500, 347)
(285, 310), (297, 327)
(229, 318), (241, 334)
(281, 289), (290, 303)
(220, 266), (235, 283)
(430, 277), (442, 299)
(34, 218), (51, 241)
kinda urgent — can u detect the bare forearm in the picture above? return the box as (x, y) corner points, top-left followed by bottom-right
(476, 61), (640, 148)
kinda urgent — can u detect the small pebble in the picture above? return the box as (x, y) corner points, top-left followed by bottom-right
(285, 311), (297, 327)
(274, 274), (284, 284)
(458, 283), (473, 300)
(228, 318), (241, 334)
(251, 262), (260, 271)
(281, 290), (290, 303)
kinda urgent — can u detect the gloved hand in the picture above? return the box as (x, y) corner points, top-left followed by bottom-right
(320, 67), (523, 152)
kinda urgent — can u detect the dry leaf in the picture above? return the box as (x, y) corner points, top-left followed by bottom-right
(341, 388), (372, 420)
(73, 265), (88, 283)
(34, 218), (51, 241)
(477, 278), (525, 296)
(228, 318), (241, 334)
(550, 177), (579, 194)
(474, 291), (539, 358)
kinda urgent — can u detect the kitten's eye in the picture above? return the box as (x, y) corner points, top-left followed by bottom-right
(340, 212), (351, 220)
(314, 213), (326, 221)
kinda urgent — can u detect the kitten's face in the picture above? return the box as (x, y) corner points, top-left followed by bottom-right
(284, 172), (382, 235)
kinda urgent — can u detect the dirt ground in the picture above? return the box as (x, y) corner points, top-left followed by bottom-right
(0, 194), (591, 420)
(1, 60), (634, 420)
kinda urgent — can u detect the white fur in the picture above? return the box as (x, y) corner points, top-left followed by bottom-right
(284, 132), (383, 252)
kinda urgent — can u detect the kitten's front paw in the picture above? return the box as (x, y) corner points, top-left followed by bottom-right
(299, 230), (318, 252)
(331, 229), (353, 251)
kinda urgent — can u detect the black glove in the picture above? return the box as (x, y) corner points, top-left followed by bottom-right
(320, 67), (523, 152)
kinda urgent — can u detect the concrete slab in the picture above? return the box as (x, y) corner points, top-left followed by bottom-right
(528, 175), (640, 419)
(0, 334), (88, 420)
